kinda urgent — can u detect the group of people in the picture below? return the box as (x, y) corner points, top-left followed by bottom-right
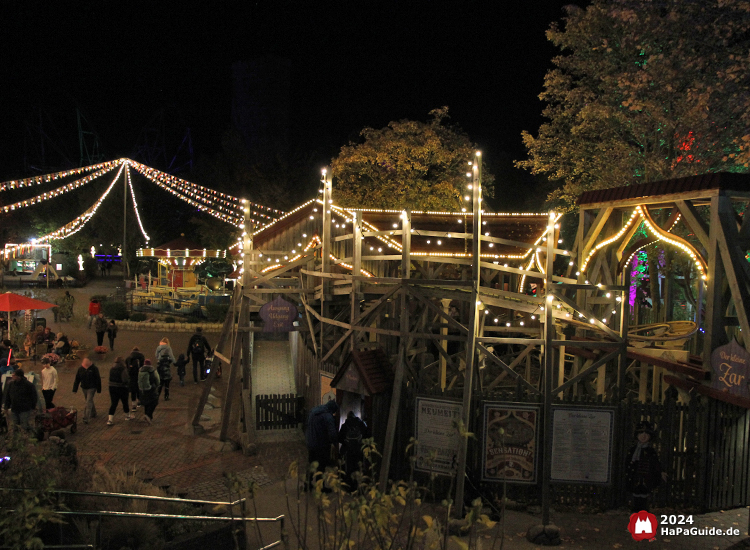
(1, 324), (214, 437)
(23, 326), (71, 358)
(89, 300), (118, 350)
(72, 327), (213, 427)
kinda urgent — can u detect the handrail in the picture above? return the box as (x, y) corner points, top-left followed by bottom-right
(0, 487), (245, 506)
(53, 510), (284, 522)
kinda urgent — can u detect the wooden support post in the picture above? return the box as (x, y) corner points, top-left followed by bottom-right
(703, 195), (727, 366)
(220, 201), (254, 442)
(321, 168), (333, 353)
(440, 298), (451, 391)
(454, 153), (482, 516)
(541, 213), (556, 527)
(379, 210), (411, 491)
(350, 212), (362, 352)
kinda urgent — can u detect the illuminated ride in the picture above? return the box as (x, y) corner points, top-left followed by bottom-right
(133, 237), (232, 314)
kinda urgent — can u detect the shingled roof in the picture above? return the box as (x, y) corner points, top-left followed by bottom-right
(578, 172), (750, 206)
(330, 348), (394, 396)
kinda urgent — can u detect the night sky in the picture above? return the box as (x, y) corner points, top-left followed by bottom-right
(2, 1), (576, 206)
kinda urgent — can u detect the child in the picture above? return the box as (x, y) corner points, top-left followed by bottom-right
(174, 354), (189, 387)
(625, 420), (667, 512)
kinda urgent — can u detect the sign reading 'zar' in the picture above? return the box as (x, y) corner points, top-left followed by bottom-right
(259, 296), (298, 332)
(710, 339), (750, 397)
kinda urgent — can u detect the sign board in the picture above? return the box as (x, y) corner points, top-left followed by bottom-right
(320, 372), (335, 405)
(481, 403), (538, 484)
(259, 296), (298, 332)
(414, 397), (463, 475)
(550, 407), (614, 484)
(710, 339), (750, 397)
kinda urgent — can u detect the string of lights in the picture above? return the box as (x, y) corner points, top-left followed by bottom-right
(37, 163), (126, 242)
(126, 166), (150, 242)
(128, 160), (282, 223)
(0, 160), (122, 192)
(0, 163), (120, 213)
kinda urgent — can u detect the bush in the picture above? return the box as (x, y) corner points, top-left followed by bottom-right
(130, 312), (147, 322)
(101, 301), (128, 320)
(90, 294), (109, 303)
(82, 257), (98, 279)
(164, 316), (175, 323)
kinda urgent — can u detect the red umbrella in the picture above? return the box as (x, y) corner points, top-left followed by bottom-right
(0, 292), (58, 357)
(0, 292), (57, 312)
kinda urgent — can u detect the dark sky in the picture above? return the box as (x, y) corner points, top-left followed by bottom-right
(1, 1), (574, 186)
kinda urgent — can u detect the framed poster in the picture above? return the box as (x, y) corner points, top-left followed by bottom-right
(320, 372), (335, 405)
(414, 397), (463, 475)
(481, 403), (538, 484)
(550, 407), (614, 484)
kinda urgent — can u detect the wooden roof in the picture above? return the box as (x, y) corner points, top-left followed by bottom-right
(578, 172), (750, 206)
(330, 348), (394, 395)
(252, 200), (553, 261)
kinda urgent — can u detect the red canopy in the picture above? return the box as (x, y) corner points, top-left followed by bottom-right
(0, 292), (57, 312)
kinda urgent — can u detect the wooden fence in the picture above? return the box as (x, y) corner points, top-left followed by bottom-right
(462, 390), (750, 512)
(255, 393), (304, 430)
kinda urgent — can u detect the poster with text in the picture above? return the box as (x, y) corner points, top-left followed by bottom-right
(481, 403), (538, 484)
(414, 397), (463, 475)
(320, 372), (335, 405)
(551, 407), (614, 484)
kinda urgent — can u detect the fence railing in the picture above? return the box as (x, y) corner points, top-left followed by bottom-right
(256, 394), (303, 430)
(2, 488), (285, 549)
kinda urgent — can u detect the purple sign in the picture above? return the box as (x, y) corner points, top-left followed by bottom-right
(259, 296), (298, 332)
(710, 339), (750, 397)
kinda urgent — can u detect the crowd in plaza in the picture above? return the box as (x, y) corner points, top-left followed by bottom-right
(1, 298), (214, 436)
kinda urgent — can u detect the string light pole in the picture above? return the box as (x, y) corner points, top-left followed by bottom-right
(454, 151), (482, 516)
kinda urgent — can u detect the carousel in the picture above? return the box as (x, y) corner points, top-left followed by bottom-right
(133, 237), (232, 315)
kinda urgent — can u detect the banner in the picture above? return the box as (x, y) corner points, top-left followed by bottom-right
(414, 397), (463, 475)
(481, 403), (538, 484)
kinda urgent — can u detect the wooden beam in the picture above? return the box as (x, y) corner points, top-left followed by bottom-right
(580, 207), (614, 264)
(485, 343), (536, 391)
(675, 199), (709, 250)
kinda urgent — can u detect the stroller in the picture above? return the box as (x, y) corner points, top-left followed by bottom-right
(36, 407), (77, 440)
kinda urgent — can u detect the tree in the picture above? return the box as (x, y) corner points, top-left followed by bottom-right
(517, 0), (750, 212)
(331, 107), (494, 211)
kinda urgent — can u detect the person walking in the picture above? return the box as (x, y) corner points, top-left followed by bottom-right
(87, 298), (100, 328)
(61, 291), (75, 322)
(186, 327), (212, 383)
(137, 359), (160, 425)
(338, 411), (369, 489)
(93, 313), (107, 347)
(72, 358), (101, 424)
(155, 337), (175, 401)
(107, 357), (130, 426)
(40, 357), (58, 410)
(126, 347), (145, 413)
(106, 319), (118, 351)
(174, 354), (189, 387)
(3, 368), (38, 435)
(305, 400), (339, 490)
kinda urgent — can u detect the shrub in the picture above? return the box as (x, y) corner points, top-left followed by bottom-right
(164, 316), (175, 323)
(130, 312), (147, 322)
(90, 294), (109, 303)
(101, 301), (128, 320)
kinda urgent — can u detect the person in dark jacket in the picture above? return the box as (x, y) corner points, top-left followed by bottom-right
(137, 359), (160, 425)
(3, 368), (38, 434)
(107, 357), (129, 426)
(305, 400), (339, 489)
(186, 327), (212, 383)
(106, 320), (118, 351)
(93, 313), (108, 347)
(625, 420), (668, 512)
(338, 411), (369, 488)
(72, 358), (101, 424)
(126, 347), (145, 412)
(174, 354), (189, 387)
